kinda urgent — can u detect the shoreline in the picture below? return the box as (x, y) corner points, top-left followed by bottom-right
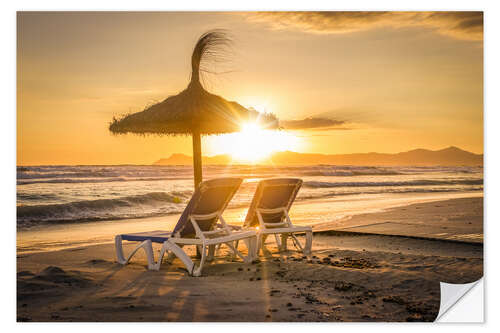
(17, 194), (483, 255)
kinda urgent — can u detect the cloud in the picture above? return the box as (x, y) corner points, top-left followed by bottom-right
(245, 11), (483, 41)
(280, 117), (345, 130)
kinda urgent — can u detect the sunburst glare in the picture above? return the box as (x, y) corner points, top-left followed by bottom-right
(206, 122), (302, 163)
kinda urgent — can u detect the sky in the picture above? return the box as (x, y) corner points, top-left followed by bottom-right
(17, 11), (483, 165)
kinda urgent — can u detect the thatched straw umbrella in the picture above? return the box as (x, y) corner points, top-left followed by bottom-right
(109, 30), (278, 189)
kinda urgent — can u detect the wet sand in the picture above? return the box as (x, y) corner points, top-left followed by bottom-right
(314, 197), (483, 243)
(17, 197), (483, 322)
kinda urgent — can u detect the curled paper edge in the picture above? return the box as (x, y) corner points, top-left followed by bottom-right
(435, 278), (483, 322)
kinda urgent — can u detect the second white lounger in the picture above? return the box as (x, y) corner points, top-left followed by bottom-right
(243, 178), (313, 256)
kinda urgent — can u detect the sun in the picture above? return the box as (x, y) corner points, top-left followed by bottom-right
(206, 122), (301, 163)
(231, 123), (273, 162)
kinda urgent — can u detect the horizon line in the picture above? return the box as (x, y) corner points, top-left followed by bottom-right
(17, 145), (484, 167)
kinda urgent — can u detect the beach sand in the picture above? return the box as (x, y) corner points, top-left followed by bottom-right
(17, 197), (483, 322)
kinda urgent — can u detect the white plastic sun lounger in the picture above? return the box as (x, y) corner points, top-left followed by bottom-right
(115, 178), (258, 276)
(239, 178), (312, 256)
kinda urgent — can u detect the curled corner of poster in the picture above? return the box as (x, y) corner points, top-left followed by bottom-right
(435, 278), (484, 323)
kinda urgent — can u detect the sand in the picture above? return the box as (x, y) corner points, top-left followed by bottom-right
(17, 197), (483, 322)
(314, 197), (483, 243)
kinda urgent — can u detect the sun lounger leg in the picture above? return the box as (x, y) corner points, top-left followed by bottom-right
(304, 230), (313, 255)
(143, 240), (156, 270)
(288, 231), (312, 255)
(193, 244), (208, 277)
(243, 236), (258, 262)
(280, 233), (289, 251)
(230, 240), (240, 259)
(148, 241), (174, 271)
(249, 235), (258, 261)
(115, 236), (156, 269)
(274, 234), (282, 249)
(225, 242), (244, 261)
(257, 234), (264, 255)
(224, 236), (257, 263)
(261, 234), (272, 254)
(207, 245), (216, 262)
(242, 239), (250, 258)
(234, 240), (240, 258)
(290, 234), (304, 252)
(162, 240), (195, 276)
(115, 235), (127, 264)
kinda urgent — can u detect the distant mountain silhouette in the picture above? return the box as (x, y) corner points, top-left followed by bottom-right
(153, 146), (483, 166)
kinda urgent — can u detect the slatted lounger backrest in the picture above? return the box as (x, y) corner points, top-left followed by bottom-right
(243, 178), (302, 228)
(172, 177), (243, 238)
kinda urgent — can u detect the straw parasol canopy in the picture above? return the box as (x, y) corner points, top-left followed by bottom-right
(109, 30), (279, 189)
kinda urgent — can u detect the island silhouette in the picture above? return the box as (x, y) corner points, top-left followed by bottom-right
(153, 146), (482, 166)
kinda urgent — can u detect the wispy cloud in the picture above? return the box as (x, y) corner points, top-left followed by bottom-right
(280, 117), (346, 130)
(245, 11), (483, 41)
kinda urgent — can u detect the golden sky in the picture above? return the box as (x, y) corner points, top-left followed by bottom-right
(17, 12), (483, 165)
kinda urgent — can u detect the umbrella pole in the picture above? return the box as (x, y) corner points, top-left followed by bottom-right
(192, 131), (203, 190)
(192, 131), (203, 259)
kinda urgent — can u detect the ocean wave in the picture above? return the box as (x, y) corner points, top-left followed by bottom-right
(17, 171), (118, 179)
(395, 166), (484, 174)
(17, 193), (60, 201)
(17, 176), (187, 185)
(17, 191), (188, 227)
(303, 179), (483, 188)
(297, 186), (483, 200)
(301, 170), (401, 177)
(17, 165), (194, 182)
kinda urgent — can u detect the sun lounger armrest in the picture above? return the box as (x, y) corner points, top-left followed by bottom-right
(190, 211), (231, 240)
(263, 222), (289, 228)
(256, 207), (286, 214)
(256, 207), (294, 229)
(191, 212), (220, 220)
(227, 224), (243, 230)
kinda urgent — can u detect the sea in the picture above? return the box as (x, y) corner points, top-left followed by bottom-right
(16, 165), (483, 230)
